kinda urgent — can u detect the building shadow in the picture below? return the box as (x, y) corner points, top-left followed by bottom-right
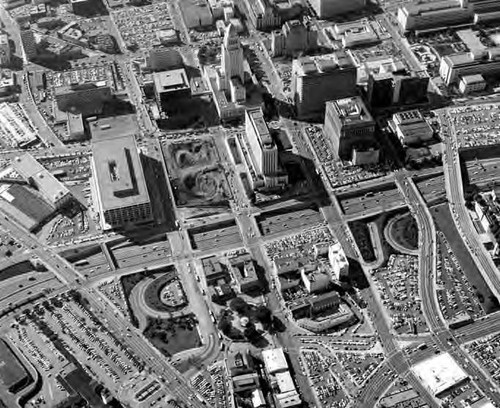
(140, 153), (178, 233)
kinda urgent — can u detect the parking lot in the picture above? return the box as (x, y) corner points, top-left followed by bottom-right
(39, 154), (91, 182)
(334, 352), (384, 388)
(448, 104), (500, 148)
(111, 2), (179, 51)
(436, 231), (485, 323)
(97, 278), (131, 320)
(301, 348), (349, 408)
(325, 160), (394, 190)
(190, 372), (216, 407)
(264, 226), (335, 261)
(9, 316), (73, 407)
(465, 333), (500, 387)
(29, 295), (145, 399)
(373, 254), (427, 335)
(208, 363), (230, 408)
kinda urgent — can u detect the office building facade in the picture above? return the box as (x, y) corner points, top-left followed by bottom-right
(324, 96), (376, 161)
(309, 0), (366, 19)
(292, 52), (357, 117)
(90, 116), (153, 229)
(245, 107), (278, 175)
(271, 19), (317, 57)
(222, 23), (245, 85)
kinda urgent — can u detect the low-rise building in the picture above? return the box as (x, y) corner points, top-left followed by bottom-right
(65, 112), (85, 142)
(262, 347), (288, 375)
(12, 154), (73, 209)
(440, 49), (500, 86)
(229, 253), (261, 293)
(390, 110), (434, 146)
(300, 265), (331, 293)
(0, 103), (38, 148)
(458, 73), (487, 94)
(330, 19), (379, 48)
(329, 243), (349, 280)
(202, 256), (229, 285)
(290, 292), (340, 319)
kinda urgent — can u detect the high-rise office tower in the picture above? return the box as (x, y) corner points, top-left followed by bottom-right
(222, 23), (244, 85)
(292, 51), (357, 117)
(245, 107), (278, 176)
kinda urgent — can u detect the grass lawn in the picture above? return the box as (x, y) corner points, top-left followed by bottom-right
(431, 203), (499, 314)
(348, 220), (376, 263)
(0, 261), (42, 282)
(143, 315), (201, 356)
(390, 212), (419, 250)
(143, 269), (179, 313)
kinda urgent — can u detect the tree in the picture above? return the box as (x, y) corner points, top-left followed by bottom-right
(229, 297), (249, 315)
(255, 305), (272, 325)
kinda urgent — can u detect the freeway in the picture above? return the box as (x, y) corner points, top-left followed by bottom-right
(440, 110), (500, 300)
(396, 174), (500, 405)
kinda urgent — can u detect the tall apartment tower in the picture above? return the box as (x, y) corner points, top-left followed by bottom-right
(222, 23), (244, 85)
(20, 28), (37, 60)
(245, 107), (278, 176)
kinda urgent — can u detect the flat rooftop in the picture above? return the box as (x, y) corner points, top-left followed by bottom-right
(91, 115), (150, 211)
(246, 108), (274, 148)
(295, 51), (355, 76)
(12, 153), (70, 204)
(153, 68), (190, 93)
(412, 353), (468, 396)
(328, 96), (374, 126)
(0, 339), (30, 391)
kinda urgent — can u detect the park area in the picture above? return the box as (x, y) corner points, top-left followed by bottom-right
(387, 212), (419, 251)
(143, 315), (201, 356)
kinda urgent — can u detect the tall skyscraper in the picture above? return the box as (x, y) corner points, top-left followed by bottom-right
(245, 107), (278, 176)
(222, 23), (244, 85)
